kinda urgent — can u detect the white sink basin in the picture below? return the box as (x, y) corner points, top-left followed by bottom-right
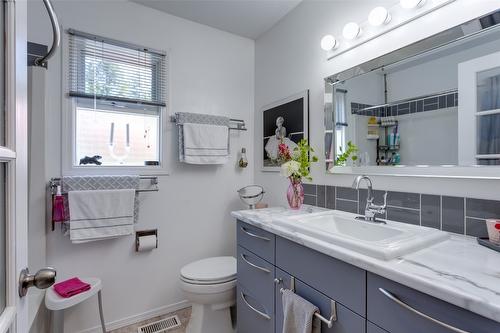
(274, 210), (449, 260)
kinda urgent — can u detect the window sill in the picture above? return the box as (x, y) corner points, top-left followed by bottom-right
(62, 165), (169, 177)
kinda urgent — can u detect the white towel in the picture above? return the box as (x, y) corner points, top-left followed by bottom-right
(68, 189), (135, 243)
(183, 122), (229, 164)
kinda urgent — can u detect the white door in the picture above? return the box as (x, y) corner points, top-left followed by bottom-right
(458, 50), (500, 166)
(0, 0), (55, 332)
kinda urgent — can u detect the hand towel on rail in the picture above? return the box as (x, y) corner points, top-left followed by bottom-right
(282, 289), (321, 333)
(68, 189), (135, 243)
(183, 122), (229, 164)
(175, 112), (230, 163)
(62, 175), (140, 223)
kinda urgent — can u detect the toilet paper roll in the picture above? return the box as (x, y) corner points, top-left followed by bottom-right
(137, 235), (157, 252)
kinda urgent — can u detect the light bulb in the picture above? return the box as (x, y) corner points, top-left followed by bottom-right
(320, 35), (338, 51)
(343, 22), (361, 40)
(400, 0), (426, 9)
(368, 7), (391, 26)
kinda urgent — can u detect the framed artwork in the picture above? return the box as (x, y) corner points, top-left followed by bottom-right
(261, 90), (309, 171)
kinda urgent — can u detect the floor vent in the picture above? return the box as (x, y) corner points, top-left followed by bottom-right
(137, 315), (181, 333)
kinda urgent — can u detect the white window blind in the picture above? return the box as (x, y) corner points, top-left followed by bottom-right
(68, 29), (166, 107)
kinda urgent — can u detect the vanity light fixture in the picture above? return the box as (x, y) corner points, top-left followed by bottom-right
(343, 22), (361, 40)
(320, 34), (338, 51)
(400, 0), (427, 9)
(368, 7), (392, 26)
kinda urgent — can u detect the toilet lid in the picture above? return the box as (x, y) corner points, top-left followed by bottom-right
(181, 256), (236, 284)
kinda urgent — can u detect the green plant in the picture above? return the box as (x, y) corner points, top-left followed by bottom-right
(335, 141), (358, 166)
(280, 139), (318, 182)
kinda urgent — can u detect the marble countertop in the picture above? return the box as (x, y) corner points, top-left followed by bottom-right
(231, 206), (500, 323)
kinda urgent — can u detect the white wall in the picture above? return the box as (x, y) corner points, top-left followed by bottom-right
(28, 1), (254, 331)
(254, 0), (500, 208)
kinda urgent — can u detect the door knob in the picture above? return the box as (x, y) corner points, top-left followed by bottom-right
(19, 267), (57, 297)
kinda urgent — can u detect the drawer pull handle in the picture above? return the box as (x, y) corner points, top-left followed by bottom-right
(240, 292), (271, 320)
(378, 288), (471, 333)
(240, 226), (271, 241)
(240, 254), (271, 273)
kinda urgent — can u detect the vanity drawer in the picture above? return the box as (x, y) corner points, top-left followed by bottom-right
(275, 268), (366, 333)
(276, 236), (366, 316)
(237, 246), (275, 311)
(237, 283), (274, 333)
(367, 272), (500, 333)
(237, 220), (275, 263)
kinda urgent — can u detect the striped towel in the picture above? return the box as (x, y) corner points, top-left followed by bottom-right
(68, 189), (135, 243)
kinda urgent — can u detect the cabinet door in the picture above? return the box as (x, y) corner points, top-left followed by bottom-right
(275, 268), (365, 333)
(237, 283), (274, 333)
(367, 272), (500, 333)
(368, 321), (389, 333)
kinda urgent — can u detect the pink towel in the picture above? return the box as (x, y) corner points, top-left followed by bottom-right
(53, 277), (91, 298)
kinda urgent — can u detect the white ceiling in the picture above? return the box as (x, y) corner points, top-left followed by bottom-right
(131, 0), (302, 39)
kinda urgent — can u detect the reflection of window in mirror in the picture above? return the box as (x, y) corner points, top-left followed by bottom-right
(335, 90), (347, 159)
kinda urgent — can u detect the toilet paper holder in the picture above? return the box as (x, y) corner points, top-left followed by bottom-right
(135, 229), (158, 252)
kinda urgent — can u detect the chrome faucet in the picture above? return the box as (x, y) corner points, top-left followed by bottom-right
(351, 175), (387, 224)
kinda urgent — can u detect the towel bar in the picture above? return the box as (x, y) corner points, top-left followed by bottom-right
(278, 276), (338, 328)
(49, 176), (159, 195)
(170, 114), (247, 131)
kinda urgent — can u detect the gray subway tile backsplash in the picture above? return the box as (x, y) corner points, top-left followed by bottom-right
(421, 194), (441, 229)
(387, 191), (420, 210)
(303, 194), (316, 206)
(300, 183), (500, 238)
(336, 199), (358, 214)
(302, 183), (317, 196)
(336, 186), (358, 201)
(326, 186), (335, 210)
(441, 196), (464, 234)
(466, 198), (500, 220)
(387, 207), (420, 225)
(466, 218), (489, 238)
(316, 185), (326, 208)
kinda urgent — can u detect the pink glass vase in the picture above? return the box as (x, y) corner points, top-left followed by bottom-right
(287, 180), (304, 210)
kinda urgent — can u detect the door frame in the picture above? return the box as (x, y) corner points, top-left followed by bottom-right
(0, 0), (29, 332)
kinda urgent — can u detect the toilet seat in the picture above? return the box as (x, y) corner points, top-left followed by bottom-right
(180, 256), (236, 285)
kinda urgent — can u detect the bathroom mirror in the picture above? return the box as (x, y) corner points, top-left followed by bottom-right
(325, 9), (500, 178)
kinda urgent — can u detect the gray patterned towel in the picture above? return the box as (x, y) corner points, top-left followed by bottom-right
(282, 289), (321, 333)
(62, 175), (140, 223)
(174, 112), (230, 163)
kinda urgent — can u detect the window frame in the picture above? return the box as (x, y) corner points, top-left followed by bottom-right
(62, 30), (169, 176)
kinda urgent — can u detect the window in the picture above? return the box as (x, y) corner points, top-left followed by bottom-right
(67, 29), (166, 170)
(335, 89), (347, 158)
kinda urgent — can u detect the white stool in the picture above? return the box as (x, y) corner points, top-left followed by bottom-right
(45, 277), (106, 333)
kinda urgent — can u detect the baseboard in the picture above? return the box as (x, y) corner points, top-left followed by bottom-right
(76, 300), (191, 333)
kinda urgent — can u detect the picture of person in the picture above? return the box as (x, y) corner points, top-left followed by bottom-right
(262, 90), (309, 170)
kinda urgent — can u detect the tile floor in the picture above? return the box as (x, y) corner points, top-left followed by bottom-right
(109, 307), (191, 333)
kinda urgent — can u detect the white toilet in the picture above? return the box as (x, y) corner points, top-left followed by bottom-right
(180, 256), (236, 333)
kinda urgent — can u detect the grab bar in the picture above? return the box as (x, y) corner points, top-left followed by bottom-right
(240, 226), (271, 241)
(240, 292), (271, 320)
(34, 0), (61, 67)
(240, 254), (270, 273)
(279, 276), (337, 328)
(378, 288), (470, 333)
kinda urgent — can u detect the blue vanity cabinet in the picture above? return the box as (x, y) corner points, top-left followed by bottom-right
(367, 322), (389, 333)
(237, 221), (276, 333)
(275, 236), (366, 316)
(237, 220), (276, 263)
(367, 272), (500, 333)
(275, 268), (366, 333)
